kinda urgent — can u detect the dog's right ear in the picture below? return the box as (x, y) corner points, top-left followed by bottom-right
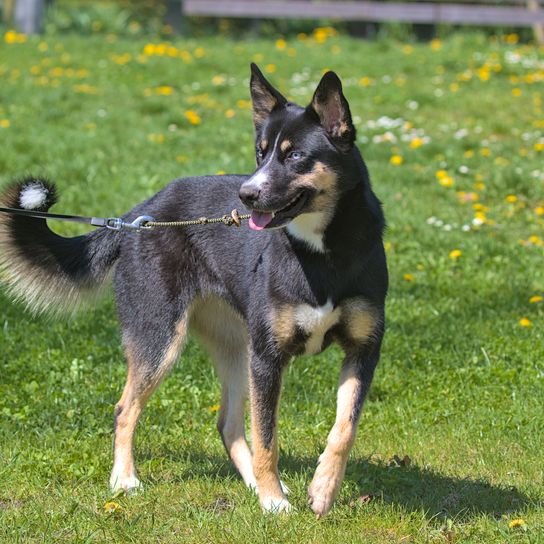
(249, 63), (287, 130)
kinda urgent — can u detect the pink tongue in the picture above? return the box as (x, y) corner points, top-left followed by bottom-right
(249, 211), (274, 231)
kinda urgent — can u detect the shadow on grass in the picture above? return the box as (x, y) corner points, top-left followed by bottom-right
(140, 447), (533, 520)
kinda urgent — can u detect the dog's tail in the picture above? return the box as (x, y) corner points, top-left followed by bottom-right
(0, 178), (122, 315)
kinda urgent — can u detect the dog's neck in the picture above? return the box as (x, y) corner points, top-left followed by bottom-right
(286, 149), (383, 255)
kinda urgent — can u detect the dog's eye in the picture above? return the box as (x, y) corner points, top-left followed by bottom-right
(287, 151), (302, 161)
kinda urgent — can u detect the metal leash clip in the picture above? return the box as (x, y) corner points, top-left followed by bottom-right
(105, 215), (155, 232)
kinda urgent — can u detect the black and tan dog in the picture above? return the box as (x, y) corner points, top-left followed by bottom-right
(0, 64), (387, 515)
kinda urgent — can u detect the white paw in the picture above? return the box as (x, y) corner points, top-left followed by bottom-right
(308, 473), (341, 517)
(261, 496), (292, 514)
(109, 473), (143, 495)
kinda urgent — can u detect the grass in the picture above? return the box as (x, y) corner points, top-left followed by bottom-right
(1, 26), (543, 543)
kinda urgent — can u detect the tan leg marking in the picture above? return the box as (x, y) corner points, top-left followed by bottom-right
(342, 298), (379, 344)
(250, 392), (291, 513)
(110, 318), (187, 493)
(269, 304), (295, 348)
(308, 364), (360, 516)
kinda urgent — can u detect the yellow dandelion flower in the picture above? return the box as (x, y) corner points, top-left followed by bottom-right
(0, 119), (10, 128)
(384, 241), (392, 252)
(184, 110), (201, 125)
(211, 74), (225, 85)
(38, 41), (48, 52)
(143, 43), (155, 56)
(225, 109), (235, 118)
(390, 155), (403, 166)
(505, 195), (518, 203)
(176, 155), (188, 164)
(528, 235), (542, 245)
(505, 33), (519, 44)
(439, 176), (454, 188)
(519, 318), (531, 328)
(535, 142), (544, 152)
(237, 99), (251, 109)
(156, 86), (173, 96)
(402, 45), (413, 55)
(512, 88), (522, 97)
(410, 137), (424, 149)
(464, 150), (474, 158)
(403, 273), (414, 282)
(435, 170), (447, 179)
(104, 501), (121, 513)
(208, 404), (221, 413)
(535, 206), (544, 216)
(73, 84), (98, 94)
(275, 38), (286, 50)
(449, 249), (462, 260)
(359, 76), (373, 87)
(194, 47), (205, 58)
(529, 295), (543, 304)
(265, 64), (277, 74)
(430, 39), (441, 51)
(147, 133), (165, 144)
(478, 68), (490, 81)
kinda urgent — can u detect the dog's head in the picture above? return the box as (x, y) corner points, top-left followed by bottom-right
(239, 63), (356, 231)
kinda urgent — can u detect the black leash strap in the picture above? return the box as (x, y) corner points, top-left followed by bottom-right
(0, 206), (154, 231)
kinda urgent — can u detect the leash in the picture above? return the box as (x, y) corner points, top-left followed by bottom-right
(0, 206), (251, 231)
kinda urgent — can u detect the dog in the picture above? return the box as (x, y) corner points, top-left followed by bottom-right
(0, 63), (387, 516)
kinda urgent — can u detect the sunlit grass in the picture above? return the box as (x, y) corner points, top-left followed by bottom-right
(0, 28), (543, 543)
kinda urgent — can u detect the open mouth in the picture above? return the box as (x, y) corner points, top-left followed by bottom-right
(248, 190), (309, 231)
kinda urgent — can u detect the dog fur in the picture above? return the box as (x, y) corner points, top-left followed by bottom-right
(0, 64), (387, 516)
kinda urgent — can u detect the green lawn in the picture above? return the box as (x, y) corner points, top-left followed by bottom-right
(0, 27), (543, 543)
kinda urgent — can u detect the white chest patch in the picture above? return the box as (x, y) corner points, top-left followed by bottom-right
(287, 212), (327, 253)
(293, 299), (340, 355)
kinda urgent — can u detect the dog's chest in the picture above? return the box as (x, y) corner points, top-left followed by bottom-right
(271, 297), (376, 355)
(292, 300), (341, 355)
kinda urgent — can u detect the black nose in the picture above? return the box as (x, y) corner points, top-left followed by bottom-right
(239, 182), (261, 206)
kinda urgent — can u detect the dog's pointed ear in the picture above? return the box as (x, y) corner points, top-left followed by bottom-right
(250, 63), (287, 130)
(307, 71), (355, 152)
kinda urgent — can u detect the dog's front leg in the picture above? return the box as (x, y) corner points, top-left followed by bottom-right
(249, 348), (291, 513)
(308, 342), (382, 517)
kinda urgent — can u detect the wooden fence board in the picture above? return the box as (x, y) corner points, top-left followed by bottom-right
(183, 0), (544, 26)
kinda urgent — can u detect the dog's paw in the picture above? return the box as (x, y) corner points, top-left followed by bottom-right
(260, 495), (292, 514)
(308, 469), (341, 517)
(109, 473), (143, 495)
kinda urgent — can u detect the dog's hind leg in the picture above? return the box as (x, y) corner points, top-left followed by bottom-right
(189, 297), (256, 489)
(110, 312), (188, 494)
(215, 354), (256, 489)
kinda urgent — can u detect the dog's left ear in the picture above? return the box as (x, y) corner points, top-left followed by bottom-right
(307, 71), (355, 152)
(250, 63), (287, 130)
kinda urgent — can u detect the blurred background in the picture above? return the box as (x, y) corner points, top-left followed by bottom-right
(2, 0), (543, 42)
(1, 1), (543, 542)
